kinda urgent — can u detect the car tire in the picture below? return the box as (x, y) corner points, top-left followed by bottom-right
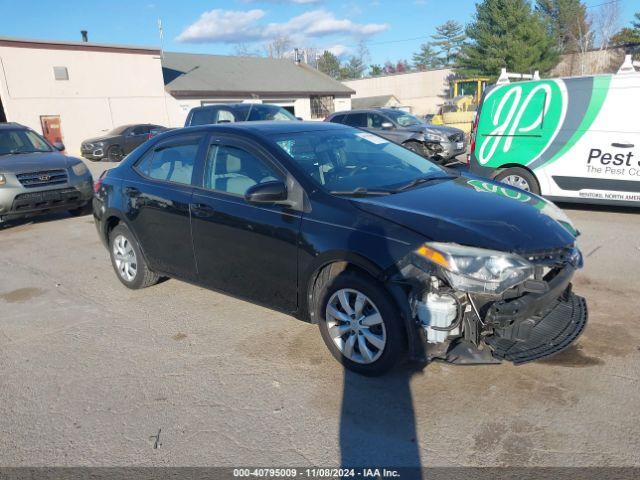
(109, 224), (160, 289)
(68, 202), (93, 217)
(494, 167), (540, 194)
(314, 268), (405, 376)
(107, 145), (125, 162)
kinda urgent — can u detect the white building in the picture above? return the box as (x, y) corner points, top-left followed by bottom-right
(161, 52), (353, 126)
(0, 36), (169, 155)
(0, 37), (353, 156)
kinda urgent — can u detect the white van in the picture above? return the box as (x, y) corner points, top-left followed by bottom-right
(469, 59), (640, 206)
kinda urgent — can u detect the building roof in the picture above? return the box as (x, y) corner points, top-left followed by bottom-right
(0, 35), (160, 55)
(351, 95), (401, 110)
(162, 52), (354, 98)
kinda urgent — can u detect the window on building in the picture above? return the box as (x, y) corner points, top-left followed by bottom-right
(310, 96), (335, 119)
(53, 66), (69, 81)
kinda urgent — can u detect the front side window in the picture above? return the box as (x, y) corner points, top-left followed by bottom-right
(368, 113), (388, 128)
(203, 144), (282, 196)
(384, 110), (424, 127)
(343, 113), (367, 127)
(310, 96), (335, 119)
(0, 130), (52, 155)
(271, 128), (445, 193)
(136, 138), (200, 185)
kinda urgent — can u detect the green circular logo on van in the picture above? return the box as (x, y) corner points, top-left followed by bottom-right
(477, 80), (567, 168)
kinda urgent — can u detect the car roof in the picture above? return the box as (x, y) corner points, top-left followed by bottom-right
(175, 120), (350, 137)
(191, 103), (284, 110)
(0, 122), (28, 130)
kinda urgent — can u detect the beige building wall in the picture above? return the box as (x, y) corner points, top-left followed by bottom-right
(342, 69), (453, 115)
(0, 40), (169, 155)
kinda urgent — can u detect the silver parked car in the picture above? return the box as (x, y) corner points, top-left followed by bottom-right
(0, 123), (93, 224)
(325, 108), (466, 164)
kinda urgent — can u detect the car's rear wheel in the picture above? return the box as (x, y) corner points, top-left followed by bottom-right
(109, 224), (160, 289)
(107, 145), (124, 162)
(494, 167), (540, 194)
(315, 269), (405, 376)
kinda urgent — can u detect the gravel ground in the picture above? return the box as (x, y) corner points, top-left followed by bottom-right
(0, 161), (638, 467)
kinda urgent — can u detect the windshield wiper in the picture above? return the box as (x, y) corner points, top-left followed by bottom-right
(392, 175), (457, 192)
(330, 187), (392, 197)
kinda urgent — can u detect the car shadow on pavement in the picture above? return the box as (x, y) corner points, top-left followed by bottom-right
(339, 224), (425, 477)
(340, 368), (424, 474)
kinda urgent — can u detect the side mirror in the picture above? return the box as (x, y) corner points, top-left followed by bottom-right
(381, 122), (394, 130)
(244, 181), (288, 204)
(53, 141), (65, 151)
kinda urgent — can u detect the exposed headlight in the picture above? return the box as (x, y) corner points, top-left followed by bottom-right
(71, 162), (89, 176)
(540, 200), (578, 236)
(415, 242), (534, 295)
(0, 174), (6, 186)
(423, 131), (445, 142)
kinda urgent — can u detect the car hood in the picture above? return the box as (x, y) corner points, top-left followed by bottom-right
(350, 176), (577, 253)
(0, 151), (72, 174)
(82, 135), (119, 144)
(407, 124), (463, 136)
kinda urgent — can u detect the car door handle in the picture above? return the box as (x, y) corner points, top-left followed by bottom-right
(191, 203), (215, 217)
(612, 143), (635, 148)
(124, 187), (140, 197)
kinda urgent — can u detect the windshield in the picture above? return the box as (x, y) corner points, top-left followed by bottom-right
(270, 128), (446, 193)
(237, 104), (297, 122)
(384, 110), (424, 127)
(0, 129), (53, 155)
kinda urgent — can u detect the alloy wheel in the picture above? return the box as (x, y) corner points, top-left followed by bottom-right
(501, 174), (531, 191)
(325, 288), (387, 364)
(112, 234), (137, 282)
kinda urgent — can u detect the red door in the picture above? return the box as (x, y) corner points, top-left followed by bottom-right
(40, 115), (64, 146)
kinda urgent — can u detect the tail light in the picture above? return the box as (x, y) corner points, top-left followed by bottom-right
(147, 133), (153, 140)
(93, 177), (103, 193)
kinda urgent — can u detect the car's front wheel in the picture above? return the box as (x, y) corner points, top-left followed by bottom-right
(315, 269), (405, 376)
(107, 145), (124, 162)
(109, 224), (160, 289)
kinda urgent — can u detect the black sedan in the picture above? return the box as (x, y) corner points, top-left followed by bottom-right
(93, 122), (587, 376)
(81, 124), (166, 162)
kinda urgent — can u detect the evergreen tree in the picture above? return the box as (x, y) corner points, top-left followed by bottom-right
(369, 64), (384, 76)
(340, 56), (367, 80)
(611, 11), (640, 46)
(412, 43), (442, 70)
(430, 20), (466, 65)
(536, 0), (590, 53)
(458, 0), (559, 77)
(317, 51), (341, 79)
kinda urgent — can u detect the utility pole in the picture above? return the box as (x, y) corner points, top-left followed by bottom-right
(158, 18), (164, 59)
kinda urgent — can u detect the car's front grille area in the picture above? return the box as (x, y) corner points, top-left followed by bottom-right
(11, 187), (81, 212)
(448, 132), (464, 142)
(16, 169), (68, 188)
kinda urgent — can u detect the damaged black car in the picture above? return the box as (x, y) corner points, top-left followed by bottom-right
(93, 121), (587, 376)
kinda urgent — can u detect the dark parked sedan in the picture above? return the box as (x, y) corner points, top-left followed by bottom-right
(81, 124), (166, 162)
(93, 122), (587, 376)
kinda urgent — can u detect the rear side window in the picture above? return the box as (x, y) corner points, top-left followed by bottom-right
(343, 113), (367, 127)
(136, 136), (202, 185)
(188, 108), (217, 126)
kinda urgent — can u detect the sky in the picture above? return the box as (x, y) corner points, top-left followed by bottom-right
(0, 0), (636, 66)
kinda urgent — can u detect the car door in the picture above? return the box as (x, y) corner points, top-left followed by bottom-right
(124, 125), (150, 153)
(365, 112), (408, 144)
(190, 134), (301, 312)
(123, 132), (206, 279)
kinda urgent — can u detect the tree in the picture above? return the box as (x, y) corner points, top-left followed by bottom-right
(431, 20), (466, 65)
(339, 41), (370, 80)
(233, 43), (262, 57)
(593, 0), (620, 49)
(536, 0), (590, 53)
(383, 61), (397, 75)
(369, 64), (384, 76)
(317, 51), (341, 79)
(264, 35), (293, 59)
(458, 0), (559, 77)
(412, 43), (442, 70)
(611, 11), (640, 47)
(395, 60), (410, 73)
